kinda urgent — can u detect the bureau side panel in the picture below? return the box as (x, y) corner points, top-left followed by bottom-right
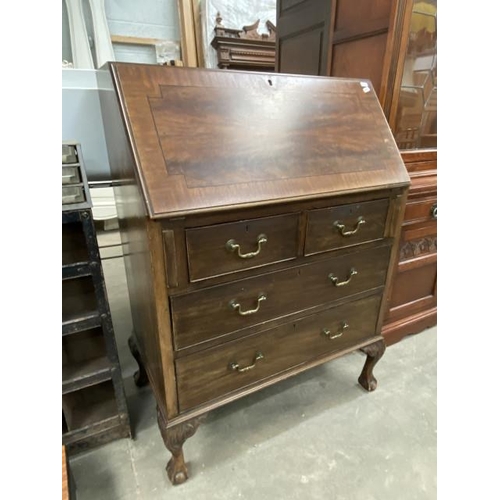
(97, 71), (168, 411)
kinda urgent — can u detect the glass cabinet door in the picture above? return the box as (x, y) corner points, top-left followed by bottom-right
(393, 0), (437, 150)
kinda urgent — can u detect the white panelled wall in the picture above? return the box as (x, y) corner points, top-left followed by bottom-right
(62, 0), (181, 66)
(61, 0), (277, 185)
(62, 0), (182, 184)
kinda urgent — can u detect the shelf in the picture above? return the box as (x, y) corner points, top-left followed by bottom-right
(63, 327), (112, 392)
(62, 262), (92, 280)
(62, 356), (113, 394)
(62, 413), (122, 445)
(62, 310), (101, 335)
(65, 402), (118, 432)
(62, 221), (89, 266)
(62, 276), (99, 334)
(61, 144), (130, 453)
(62, 381), (119, 433)
(63, 419), (127, 451)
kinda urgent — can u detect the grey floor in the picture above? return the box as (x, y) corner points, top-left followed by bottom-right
(69, 246), (437, 500)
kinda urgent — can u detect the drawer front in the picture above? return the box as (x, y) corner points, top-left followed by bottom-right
(305, 199), (389, 255)
(62, 165), (82, 185)
(185, 214), (300, 282)
(176, 294), (382, 411)
(171, 243), (391, 350)
(404, 197), (437, 224)
(62, 144), (78, 164)
(62, 185), (86, 205)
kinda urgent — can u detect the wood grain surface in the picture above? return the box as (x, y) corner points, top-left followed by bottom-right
(171, 242), (391, 350)
(186, 213), (300, 281)
(99, 62), (409, 484)
(62, 446), (69, 500)
(109, 63), (409, 218)
(176, 293), (382, 410)
(305, 198), (389, 255)
(382, 150), (436, 345)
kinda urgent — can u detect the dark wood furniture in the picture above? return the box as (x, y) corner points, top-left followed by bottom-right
(98, 62), (409, 485)
(382, 149), (436, 344)
(378, 0), (437, 344)
(211, 13), (276, 71)
(275, 0), (395, 96)
(62, 142), (130, 453)
(275, 0), (437, 345)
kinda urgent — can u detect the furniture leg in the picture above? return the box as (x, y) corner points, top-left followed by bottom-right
(128, 335), (149, 387)
(157, 406), (205, 485)
(358, 339), (386, 392)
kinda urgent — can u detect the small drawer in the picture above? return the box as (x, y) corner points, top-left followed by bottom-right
(305, 199), (389, 255)
(185, 214), (300, 282)
(62, 165), (82, 185)
(171, 243), (391, 350)
(62, 144), (78, 164)
(62, 185), (86, 205)
(404, 197), (437, 224)
(176, 294), (382, 411)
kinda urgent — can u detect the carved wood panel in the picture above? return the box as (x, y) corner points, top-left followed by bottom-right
(211, 14), (276, 71)
(400, 235), (436, 261)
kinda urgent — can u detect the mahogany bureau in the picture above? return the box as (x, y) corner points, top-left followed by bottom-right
(97, 63), (410, 485)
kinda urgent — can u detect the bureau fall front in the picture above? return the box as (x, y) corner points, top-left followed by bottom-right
(97, 63), (410, 485)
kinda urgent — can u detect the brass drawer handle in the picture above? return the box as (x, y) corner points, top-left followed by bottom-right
(431, 204), (437, 219)
(226, 234), (268, 259)
(229, 293), (267, 316)
(334, 217), (366, 236)
(329, 268), (357, 287)
(322, 322), (349, 340)
(229, 352), (264, 373)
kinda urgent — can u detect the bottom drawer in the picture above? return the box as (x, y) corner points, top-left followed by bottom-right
(176, 294), (382, 411)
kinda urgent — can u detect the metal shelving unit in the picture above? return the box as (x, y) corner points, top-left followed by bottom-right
(62, 142), (130, 453)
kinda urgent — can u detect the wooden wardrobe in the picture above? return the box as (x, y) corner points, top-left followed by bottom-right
(276, 0), (437, 345)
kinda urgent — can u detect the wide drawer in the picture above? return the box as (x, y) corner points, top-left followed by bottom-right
(176, 294), (382, 411)
(171, 242), (391, 350)
(305, 199), (389, 255)
(185, 214), (300, 282)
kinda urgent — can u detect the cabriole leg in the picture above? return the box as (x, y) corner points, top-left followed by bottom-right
(157, 406), (205, 485)
(358, 339), (386, 392)
(127, 335), (149, 387)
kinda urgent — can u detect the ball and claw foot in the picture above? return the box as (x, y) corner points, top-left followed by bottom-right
(157, 406), (206, 486)
(128, 336), (149, 387)
(166, 455), (189, 485)
(358, 339), (386, 392)
(358, 372), (379, 392)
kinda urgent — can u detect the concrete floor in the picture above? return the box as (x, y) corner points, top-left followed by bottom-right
(69, 251), (437, 500)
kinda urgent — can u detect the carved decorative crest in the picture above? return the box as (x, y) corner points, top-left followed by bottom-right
(211, 13), (276, 70)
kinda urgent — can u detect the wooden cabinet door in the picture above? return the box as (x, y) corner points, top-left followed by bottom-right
(329, 0), (396, 96)
(276, 0), (397, 97)
(275, 0), (333, 76)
